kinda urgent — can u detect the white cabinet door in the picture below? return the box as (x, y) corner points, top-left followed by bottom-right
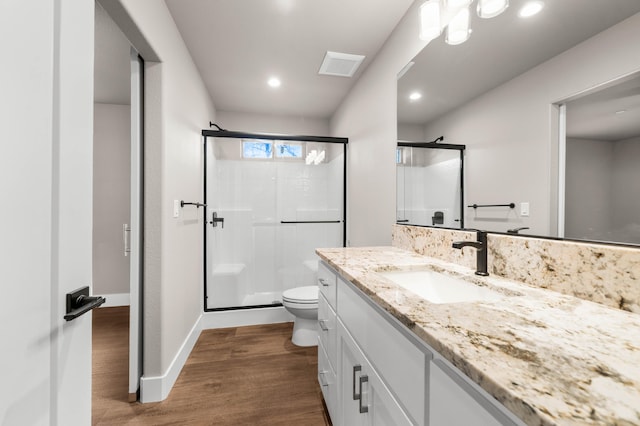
(338, 276), (427, 424)
(430, 360), (515, 426)
(338, 321), (414, 426)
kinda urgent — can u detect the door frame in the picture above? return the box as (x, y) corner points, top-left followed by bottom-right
(128, 47), (144, 401)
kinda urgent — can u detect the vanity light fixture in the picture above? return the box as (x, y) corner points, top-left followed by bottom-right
(477, 0), (508, 19)
(267, 77), (281, 88)
(446, 7), (472, 45)
(518, 0), (544, 18)
(409, 92), (423, 101)
(443, 0), (472, 10)
(420, 0), (442, 41)
(420, 0), (510, 46)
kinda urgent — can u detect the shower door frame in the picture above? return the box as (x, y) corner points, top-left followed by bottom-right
(396, 141), (466, 229)
(201, 129), (348, 312)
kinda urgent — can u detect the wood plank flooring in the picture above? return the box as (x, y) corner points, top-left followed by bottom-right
(92, 307), (330, 425)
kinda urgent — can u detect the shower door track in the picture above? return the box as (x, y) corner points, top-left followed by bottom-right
(201, 129), (348, 313)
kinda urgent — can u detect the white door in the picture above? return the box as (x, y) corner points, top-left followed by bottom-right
(0, 1), (95, 424)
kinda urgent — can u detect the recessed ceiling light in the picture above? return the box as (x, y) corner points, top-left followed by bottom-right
(409, 92), (422, 101)
(615, 110), (627, 115)
(518, 1), (544, 18)
(267, 77), (281, 88)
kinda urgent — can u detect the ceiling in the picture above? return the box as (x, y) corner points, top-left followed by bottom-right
(397, 0), (640, 141)
(566, 72), (640, 141)
(164, 0), (413, 119)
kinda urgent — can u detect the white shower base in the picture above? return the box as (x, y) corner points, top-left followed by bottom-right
(241, 291), (283, 306)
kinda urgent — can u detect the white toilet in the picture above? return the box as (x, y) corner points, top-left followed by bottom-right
(282, 286), (319, 347)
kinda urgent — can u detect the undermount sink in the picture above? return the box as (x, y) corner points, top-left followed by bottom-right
(377, 269), (504, 304)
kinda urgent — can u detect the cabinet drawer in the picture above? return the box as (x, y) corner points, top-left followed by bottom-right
(318, 293), (337, 370)
(338, 277), (427, 425)
(318, 340), (338, 424)
(318, 261), (337, 310)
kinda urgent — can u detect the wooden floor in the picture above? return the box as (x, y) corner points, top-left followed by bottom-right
(92, 307), (330, 425)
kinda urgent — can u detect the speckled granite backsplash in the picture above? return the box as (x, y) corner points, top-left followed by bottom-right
(392, 225), (640, 313)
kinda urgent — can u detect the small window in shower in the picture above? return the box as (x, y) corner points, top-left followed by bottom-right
(275, 142), (303, 159)
(396, 147), (403, 164)
(242, 140), (273, 159)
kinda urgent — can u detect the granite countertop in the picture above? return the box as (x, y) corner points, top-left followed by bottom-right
(316, 246), (640, 426)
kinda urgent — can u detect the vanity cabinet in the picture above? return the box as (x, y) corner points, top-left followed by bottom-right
(317, 262), (339, 422)
(429, 360), (509, 426)
(338, 320), (413, 425)
(318, 260), (525, 426)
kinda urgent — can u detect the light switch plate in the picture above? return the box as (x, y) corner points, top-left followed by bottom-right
(520, 202), (530, 217)
(173, 200), (180, 218)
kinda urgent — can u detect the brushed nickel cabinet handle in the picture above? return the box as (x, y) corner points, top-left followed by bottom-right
(319, 278), (330, 287)
(319, 319), (329, 331)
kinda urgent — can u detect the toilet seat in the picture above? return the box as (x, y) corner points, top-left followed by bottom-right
(282, 286), (318, 304)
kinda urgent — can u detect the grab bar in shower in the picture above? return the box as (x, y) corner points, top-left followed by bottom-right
(468, 203), (515, 209)
(180, 200), (207, 208)
(280, 220), (341, 224)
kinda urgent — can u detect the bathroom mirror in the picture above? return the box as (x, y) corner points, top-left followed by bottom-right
(563, 72), (640, 245)
(397, 0), (640, 245)
(396, 142), (465, 229)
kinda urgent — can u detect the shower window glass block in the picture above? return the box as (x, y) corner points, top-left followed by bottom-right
(242, 140), (273, 159)
(275, 142), (303, 159)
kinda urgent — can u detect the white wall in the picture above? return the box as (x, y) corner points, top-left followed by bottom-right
(611, 136), (640, 243)
(103, 0), (217, 397)
(217, 110), (330, 135)
(330, 1), (428, 246)
(93, 103), (131, 299)
(398, 122), (425, 142)
(565, 138), (612, 240)
(422, 13), (640, 235)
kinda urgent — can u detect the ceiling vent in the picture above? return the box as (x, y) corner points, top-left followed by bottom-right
(318, 51), (366, 77)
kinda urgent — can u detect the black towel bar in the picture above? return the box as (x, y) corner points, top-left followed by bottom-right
(181, 201), (207, 208)
(468, 203), (515, 209)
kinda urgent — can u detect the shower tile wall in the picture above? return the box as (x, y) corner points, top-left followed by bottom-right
(397, 150), (461, 227)
(207, 148), (343, 308)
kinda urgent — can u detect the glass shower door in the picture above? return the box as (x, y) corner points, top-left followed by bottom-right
(396, 143), (464, 228)
(205, 136), (344, 310)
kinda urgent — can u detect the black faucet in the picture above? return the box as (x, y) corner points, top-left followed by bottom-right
(452, 230), (489, 276)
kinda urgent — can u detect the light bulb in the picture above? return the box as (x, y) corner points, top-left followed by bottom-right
(420, 1), (442, 41)
(446, 7), (471, 45)
(477, 0), (508, 19)
(518, 1), (544, 18)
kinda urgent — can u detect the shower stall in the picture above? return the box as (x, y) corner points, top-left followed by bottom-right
(202, 130), (347, 311)
(396, 141), (465, 228)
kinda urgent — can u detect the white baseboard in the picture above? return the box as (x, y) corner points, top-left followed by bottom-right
(201, 306), (293, 330)
(100, 292), (130, 307)
(140, 314), (202, 403)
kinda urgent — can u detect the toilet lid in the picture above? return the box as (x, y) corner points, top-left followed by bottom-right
(282, 286), (318, 303)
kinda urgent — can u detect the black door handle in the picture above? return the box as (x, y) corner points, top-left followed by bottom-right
(64, 286), (105, 321)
